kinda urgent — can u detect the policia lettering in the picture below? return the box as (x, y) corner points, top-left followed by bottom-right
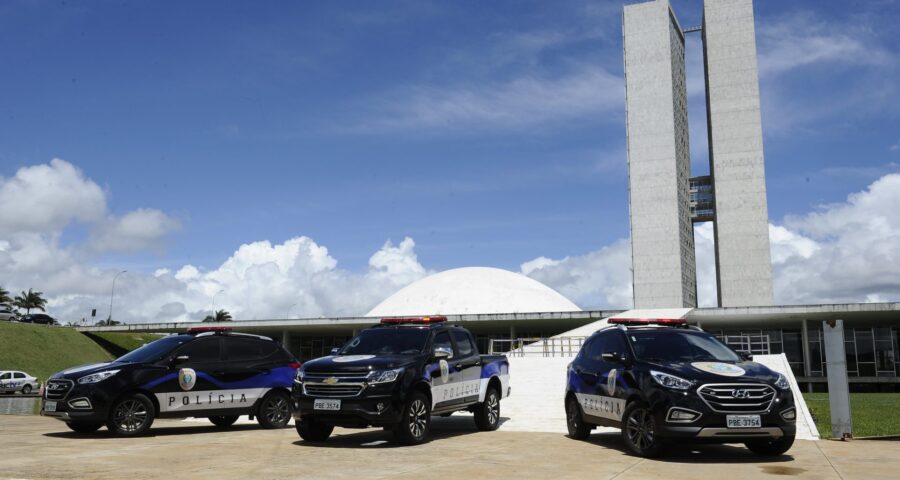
(575, 393), (625, 421)
(156, 388), (269, 412)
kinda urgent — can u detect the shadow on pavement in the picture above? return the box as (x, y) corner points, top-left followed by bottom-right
(585, 432), (795, 464)
(43, 423), (272, 440)
(294, 415), (510, 449)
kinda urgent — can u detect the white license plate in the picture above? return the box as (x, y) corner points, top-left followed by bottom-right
(727, 414), (761, 428)
(44, 401), (57, 412)
(313, 399), (341, 411)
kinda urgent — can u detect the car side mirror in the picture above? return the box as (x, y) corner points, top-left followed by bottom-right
(433, 347), (453, 360)
(330, 347), (340, 355)
(739, 351), (753, 361)
(601, 352), (626, 364)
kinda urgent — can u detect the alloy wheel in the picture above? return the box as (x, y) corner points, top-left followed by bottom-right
(113, 399), (148, 432)
(625, 408), (655, 451)
(264, 396), (290, 425)
(408, 399), (427, 438)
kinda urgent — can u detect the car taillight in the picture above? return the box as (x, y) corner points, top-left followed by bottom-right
(288, 362), (301, 369)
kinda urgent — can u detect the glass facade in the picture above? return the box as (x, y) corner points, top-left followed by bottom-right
(710, 326), (900, 379)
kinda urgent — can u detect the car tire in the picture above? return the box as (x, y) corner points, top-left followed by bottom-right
(257, 391), (292, 429)
(745, 435), (795, 456)
(566, 396), (592, 440)
(474, 386), (501, 431)
(208, 415), (240, 428)
(106, 393), (155, 436)
(296, 417), (334, 442)
(67, 422), (104, 434)
(393, 391), (431, 445)
(621, 401), (665, 458)
(22, 384), (32, 395)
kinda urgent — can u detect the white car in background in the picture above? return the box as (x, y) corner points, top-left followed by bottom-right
(0, 304), (20, 322)
(0, 371), (40, 395)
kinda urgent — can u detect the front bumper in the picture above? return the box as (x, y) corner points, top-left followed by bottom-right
(40, 384), (112, 423)
(291, 383), (403, 427)
(649, 387), (797, 441)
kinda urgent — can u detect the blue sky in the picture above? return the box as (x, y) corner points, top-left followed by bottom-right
(1, 0), (900, 320)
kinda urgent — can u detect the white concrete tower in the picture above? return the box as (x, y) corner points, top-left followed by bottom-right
(703, 0), (775, 307)
(623, 0), (697, 308)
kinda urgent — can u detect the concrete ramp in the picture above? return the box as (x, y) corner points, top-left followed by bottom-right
(753, 353), (820, 440)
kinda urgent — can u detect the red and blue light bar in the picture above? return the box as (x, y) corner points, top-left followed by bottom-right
(608, 318), (687, 327)
(380, 316), (448, 325)
(187, 326), (233, 333)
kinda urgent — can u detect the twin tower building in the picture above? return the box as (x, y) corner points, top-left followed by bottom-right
(624, 0), (774, 309)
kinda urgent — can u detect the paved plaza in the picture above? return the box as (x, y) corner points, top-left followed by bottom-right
(1, 415), (897, 479)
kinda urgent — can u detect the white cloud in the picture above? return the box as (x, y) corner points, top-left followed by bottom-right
(352, 66), (623, 132)
(891, 140), (900, 151)
(757, 13), (893, 78)
(0, 159), (105, 234)
(92, 209), (181, 253)
(520, 239), (633, 310)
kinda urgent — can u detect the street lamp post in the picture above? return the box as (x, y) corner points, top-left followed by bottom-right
(108, 270), (127, 323)
(286, 303), (297, 320)
(211, 289), (225, 320)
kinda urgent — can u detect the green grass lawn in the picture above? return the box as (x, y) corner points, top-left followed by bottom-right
(803, 392), (900, 438)
(0, 322), (112, 382)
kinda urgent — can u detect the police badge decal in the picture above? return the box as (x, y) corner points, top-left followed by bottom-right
(179, 368), (197, 391)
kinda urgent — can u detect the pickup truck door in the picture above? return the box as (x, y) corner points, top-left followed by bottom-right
(431, 330), (465, 411)
(451, 330), (482, 405)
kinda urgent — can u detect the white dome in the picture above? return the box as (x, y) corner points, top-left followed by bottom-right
(367, 267), (581, 317)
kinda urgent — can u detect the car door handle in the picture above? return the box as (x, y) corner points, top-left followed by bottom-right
(454, 364), (463, 369)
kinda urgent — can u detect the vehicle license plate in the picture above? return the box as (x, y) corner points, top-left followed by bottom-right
(44, 401), (57, 412)
(314, 399), (341, 411)
(726, 415), (761, 428)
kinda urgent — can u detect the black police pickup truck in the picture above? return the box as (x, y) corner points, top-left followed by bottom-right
(292, 316), (510, 445)
(565, 319), (796, 457)
(42, 327), (299, 435)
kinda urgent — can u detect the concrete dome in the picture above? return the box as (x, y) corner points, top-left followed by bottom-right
(367, 267), (581, 316)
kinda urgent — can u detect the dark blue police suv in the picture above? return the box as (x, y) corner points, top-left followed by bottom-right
(565, 319), (796, 457)
(42, 327), (300, 436)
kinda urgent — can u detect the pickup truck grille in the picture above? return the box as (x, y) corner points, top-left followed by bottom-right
(697, 384), (776, 413)
(303, 383), (365, 398)
(44, 379), (74, 400)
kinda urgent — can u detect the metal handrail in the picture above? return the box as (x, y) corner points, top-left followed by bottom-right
(489, 337), (587, 357)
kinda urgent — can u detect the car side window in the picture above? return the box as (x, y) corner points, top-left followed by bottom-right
(0, 373), (10, 380)
(226, 337), (278, 362)
(433, 331), (452, 357)
(451, 330), (474, 357)
(14, 372), (25, 379)
(177, 338), (221, 363)
(603, 331), (628, 357)
(584, 335), (605, 361)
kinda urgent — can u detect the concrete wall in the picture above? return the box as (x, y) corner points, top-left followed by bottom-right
(703, 0), (774, 307)
(624, 0), (697, 308)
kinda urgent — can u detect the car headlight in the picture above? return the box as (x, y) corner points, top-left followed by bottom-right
(77, 370), (120, 384)
(775, 373), (790, 390)
(368, 368), (404, 384)
(650, 370), (693, 390)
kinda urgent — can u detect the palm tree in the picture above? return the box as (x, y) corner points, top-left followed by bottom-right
(203, 309), (232, 322)
(0, 286), (12, 305)
(13, 288), (47, 315)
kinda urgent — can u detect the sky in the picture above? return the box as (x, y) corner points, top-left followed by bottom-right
(1, 0), (899, 323)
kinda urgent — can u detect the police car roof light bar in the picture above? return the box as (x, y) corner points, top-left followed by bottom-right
(187, 326), (233, 334)
(608, 318), (688, 327)
(380, 316), (448, 325)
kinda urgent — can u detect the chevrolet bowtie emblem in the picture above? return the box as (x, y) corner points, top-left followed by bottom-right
(322, 377), (339, 385)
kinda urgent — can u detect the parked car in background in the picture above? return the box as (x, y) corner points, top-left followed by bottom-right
(20, 313), (56, 325)
(0, 304), (20, 322)
(0, 371), (41, 395)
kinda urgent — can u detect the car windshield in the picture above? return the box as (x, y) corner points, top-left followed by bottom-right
(115, 335), (192, 363)
(339, 328), (430, 356)
(628, 331), (740, 363)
